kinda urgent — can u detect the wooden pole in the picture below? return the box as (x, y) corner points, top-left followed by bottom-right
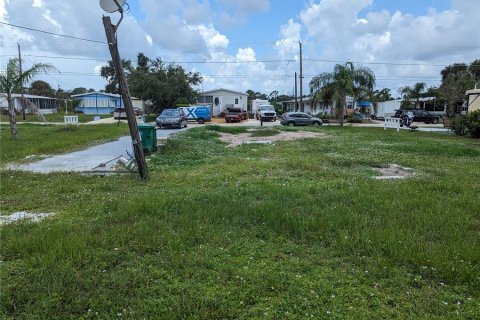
(294, 72), (298, 112)
(299, 41), (303, 113)
(102, 16), (148, 180)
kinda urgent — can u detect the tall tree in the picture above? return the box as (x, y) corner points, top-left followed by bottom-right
(28, 80), (54, 97)
(440, 70), (475, 115)
(468, 59), (480, 85)
(100, 59), (133, 94)
(111, 53), (202, 112)
(441, 63), (468, 82)
(0, 58), (56, 138)
(309, 62), (376, 126)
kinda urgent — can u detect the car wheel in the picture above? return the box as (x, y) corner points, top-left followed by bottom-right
(198, 118), (205, 124)
(184, 121), (188, 128)
(312, 121), (320, 126)
(288, 122), (295, 127)
(432, 118), (439, 124)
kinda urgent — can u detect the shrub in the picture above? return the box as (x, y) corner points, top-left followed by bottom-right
(451, 111), (480, 138)
(465, 110), (480, 138)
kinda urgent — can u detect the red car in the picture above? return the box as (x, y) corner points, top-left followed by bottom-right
(225, 108), (246, 123)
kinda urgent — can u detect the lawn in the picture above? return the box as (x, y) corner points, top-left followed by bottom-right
(0, 123), (129, 165)
(0, 112), (112, 124)
(0, 125), (479, 319)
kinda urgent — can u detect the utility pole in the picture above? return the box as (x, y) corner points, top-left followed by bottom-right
(294, 72), (298, 112)
(299, 41), (304, 112)
(102, 16), (148, 180)
(18, 43), (26, 120)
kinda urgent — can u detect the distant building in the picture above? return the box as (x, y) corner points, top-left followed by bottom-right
(0, 93), (57, 114)
(198, 88), (248, 116)
(465, 88), (480, 112)
(72, 92), (144, 115)
(281, 96), (347, 115)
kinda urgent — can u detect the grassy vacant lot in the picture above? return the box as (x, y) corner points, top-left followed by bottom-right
(1, 125), (479, 319)
(0, 123), (129, 165)
(0, 113), (111, 124)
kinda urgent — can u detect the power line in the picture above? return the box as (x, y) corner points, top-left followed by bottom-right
(0, 21), (106, 44)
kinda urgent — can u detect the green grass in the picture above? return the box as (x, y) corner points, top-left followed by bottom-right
(0, 123), (129, 165)
(1, 126), (479, 319)
(0, 113), (112, 123)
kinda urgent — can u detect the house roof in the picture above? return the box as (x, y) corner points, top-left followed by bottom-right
(1, 93), (56, 100)
(200, 88), (247, 96)
(466, 88), (480, 95)
(71, 92), (121, 98)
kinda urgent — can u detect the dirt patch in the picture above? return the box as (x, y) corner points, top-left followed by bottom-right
(374, 164), (415, 180)
(218, 130), (326, 147)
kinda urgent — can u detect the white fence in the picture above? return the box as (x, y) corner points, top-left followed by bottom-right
(64, 115), (79, 125)
(384, 117), (400, 132)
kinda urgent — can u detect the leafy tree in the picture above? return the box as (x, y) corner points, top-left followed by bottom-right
(401, 82), (426, 109)
(309, 62), (376, 126)
(468, 59), (480, 85)
(441, 63), (468, 82)
(70, 87), (88, 95)
(28, 80), (54, 97)
(0, 58), (56, 138)
(100, 59), (133, 94)
(268, 90), (279, 102)
(112, 53), (202, 113)
(440, 70), (474, 115)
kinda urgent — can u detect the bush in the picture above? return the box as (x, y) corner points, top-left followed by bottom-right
(451, 111), (480, 138)
(465, 110), (480, 138)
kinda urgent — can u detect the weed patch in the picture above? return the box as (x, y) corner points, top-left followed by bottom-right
(1, 126), (479, 319)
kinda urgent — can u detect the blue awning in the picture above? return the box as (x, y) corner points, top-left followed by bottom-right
(357, 101), (372, 107)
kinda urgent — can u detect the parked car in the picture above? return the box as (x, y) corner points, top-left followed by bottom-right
(255, 104), (277, 122)
(156, 108), (188, 129)
(410, 110), (441, 124)
(225, 108), (246, 123)
(113, 107), (143, 119)
(280, 112), (323, 126)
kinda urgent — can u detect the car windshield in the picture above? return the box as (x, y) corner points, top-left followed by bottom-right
(260, 105), (274, 111)
(161, 110), (179, 117)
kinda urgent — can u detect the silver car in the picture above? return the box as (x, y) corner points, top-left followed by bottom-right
(280, 112), (322, 127)
(156, 108), (188, 129)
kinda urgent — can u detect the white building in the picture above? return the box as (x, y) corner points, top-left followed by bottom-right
(0, 93), (57, 114)
(466, 88), (480, 113)
(198, 88), (248, 116)
(281, 96), (347, 115)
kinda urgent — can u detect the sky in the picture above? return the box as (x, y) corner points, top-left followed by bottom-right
(1, 0), (479, 97)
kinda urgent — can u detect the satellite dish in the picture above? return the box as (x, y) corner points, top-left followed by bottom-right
(99, 0), (126, 13)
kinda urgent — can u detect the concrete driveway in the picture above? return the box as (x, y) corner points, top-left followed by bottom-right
(9, 127), (188, 174)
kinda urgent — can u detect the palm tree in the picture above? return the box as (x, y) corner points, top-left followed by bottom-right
(0, 58), (56, 138)
(400, 82), (426, 109)
(309, 62), (375, 126)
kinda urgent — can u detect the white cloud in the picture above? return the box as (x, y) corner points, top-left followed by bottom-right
(190, 24), (229, 53)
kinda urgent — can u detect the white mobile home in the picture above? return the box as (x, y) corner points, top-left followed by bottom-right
(198, 88), (247, 116)
(0, 93), (57, 114)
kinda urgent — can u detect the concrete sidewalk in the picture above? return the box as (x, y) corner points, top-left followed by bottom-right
(8, 127), (188, 174)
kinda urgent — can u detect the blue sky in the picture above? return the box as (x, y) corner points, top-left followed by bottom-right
(1, 0), (478, 96)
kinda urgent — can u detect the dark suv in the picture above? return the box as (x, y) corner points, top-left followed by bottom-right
(280, 112), (322, 126)
(410, 110), (440, 124)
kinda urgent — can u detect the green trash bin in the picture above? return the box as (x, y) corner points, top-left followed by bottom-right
(137, 123), (157, 154)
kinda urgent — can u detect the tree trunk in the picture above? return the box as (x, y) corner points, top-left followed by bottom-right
(338, 96), (346, 127)
(339, 104), (345, 127)
(7, 94), (18, 138)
